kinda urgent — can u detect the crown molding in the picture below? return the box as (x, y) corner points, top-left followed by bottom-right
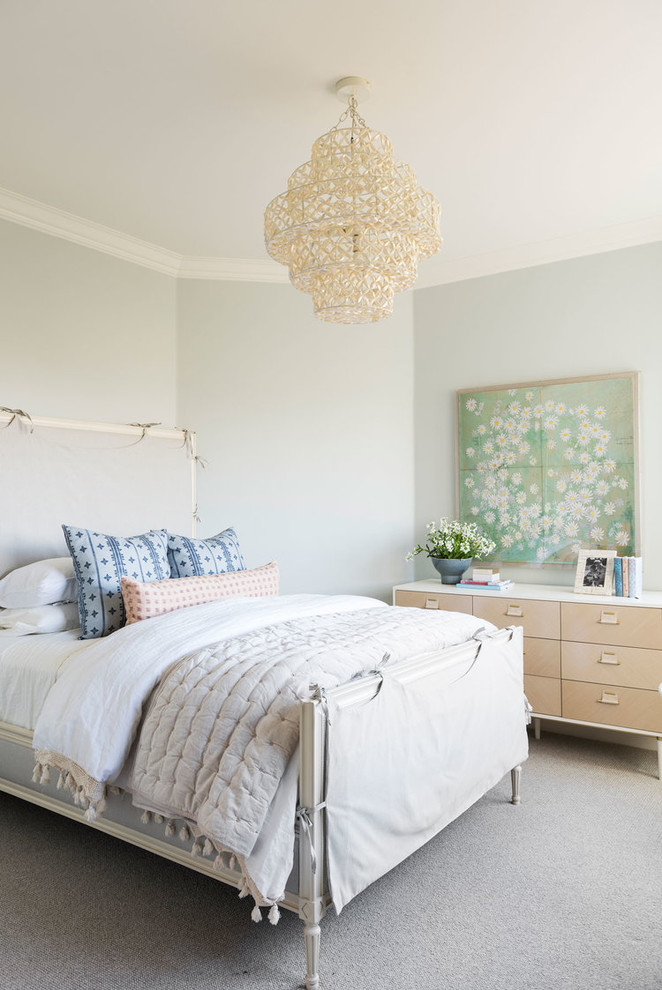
(178, 255), (288, 283)
(1, 186), (660, 287)
(416, 215), (662, 288)
(0, 186), (182, 276)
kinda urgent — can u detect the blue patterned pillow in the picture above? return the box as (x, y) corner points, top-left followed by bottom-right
(167, 528), (245, 578)
(62, 526), (170, 639)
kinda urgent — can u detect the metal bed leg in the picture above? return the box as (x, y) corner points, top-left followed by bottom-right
(299, 698), (327, 989)
(304, 923), (321, 989)
(657, 737), (662, 781)
(510, 764), (522, 805)
(533, 717), (541, 740)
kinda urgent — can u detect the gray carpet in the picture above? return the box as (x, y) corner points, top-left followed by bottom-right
(1, 733), (661, 990)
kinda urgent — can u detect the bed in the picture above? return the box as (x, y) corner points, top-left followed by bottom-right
(0, 411), (529, 989)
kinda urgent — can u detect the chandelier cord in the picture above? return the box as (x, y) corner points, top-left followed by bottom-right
(332, 94), (367, 133)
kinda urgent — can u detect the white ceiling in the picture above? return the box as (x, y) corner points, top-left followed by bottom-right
(1, 0), (661, 286)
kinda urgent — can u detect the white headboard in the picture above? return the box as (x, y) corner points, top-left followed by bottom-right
(0, 412), (196, 577)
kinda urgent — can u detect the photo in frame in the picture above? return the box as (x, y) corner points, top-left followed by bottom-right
(573, 549), (617, 595)
(456, 372), (640, 565)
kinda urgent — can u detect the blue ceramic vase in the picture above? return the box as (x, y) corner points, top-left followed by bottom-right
(430, 557), (473, 585)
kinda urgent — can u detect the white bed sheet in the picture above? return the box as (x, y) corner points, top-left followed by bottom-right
(0, 630), (90, 730)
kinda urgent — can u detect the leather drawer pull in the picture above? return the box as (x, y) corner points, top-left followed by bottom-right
(506, 604), (523, 617)
(598, 690), (619, 705)
(598, 610), (620, 625)
(425, 598), (439, 609)
(598, 651), (620, 666)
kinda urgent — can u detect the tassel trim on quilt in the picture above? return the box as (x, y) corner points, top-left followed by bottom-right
(33, 752), (284, 924)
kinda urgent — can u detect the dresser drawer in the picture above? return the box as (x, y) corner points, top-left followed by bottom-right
(524, 674), (562, 716)
(472, 597), (560, 639)
(561, 602), (662, 650)
(523, 637), (560, 677)
(562, 641), (662, 690)
(393, 590), (473, 614)
(562, 680), (662, 732)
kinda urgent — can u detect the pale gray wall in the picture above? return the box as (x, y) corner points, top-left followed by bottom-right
(0, 220), (177, 423)
(413, 242), (662, 589)
(176, 280), (415, 600)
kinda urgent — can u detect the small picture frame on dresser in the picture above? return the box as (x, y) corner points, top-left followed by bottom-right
(573, 549), (617, 595)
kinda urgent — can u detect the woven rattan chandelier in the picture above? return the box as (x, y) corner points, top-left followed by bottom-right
(264, 77), (442, 324)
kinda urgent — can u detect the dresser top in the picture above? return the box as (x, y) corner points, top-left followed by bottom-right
(393, 580), (662, 608)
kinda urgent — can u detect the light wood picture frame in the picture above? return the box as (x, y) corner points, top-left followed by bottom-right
(573, 549), (617, 595)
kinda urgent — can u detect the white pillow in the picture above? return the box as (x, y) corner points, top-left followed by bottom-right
(0, 557), (77, 608)
(0, 602), (80, 636)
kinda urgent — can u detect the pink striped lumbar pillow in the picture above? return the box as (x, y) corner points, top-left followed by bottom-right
(121, 561), (279, 625)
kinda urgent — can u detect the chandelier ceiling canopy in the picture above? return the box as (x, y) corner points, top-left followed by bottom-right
(264, 77), (442, 324)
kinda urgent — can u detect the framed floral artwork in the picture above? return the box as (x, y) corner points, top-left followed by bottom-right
(456, 372), (640, 564)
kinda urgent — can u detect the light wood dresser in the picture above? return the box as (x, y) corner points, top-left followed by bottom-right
(393, 580), (662, 779)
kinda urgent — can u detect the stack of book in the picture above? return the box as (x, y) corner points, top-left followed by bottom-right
(613, 556), (642, 598)
(458, 567), (514, 592)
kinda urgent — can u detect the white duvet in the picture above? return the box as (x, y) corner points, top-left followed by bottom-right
(33, 595), (494, 907)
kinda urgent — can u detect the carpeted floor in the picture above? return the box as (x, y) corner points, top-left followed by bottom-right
(1, 733), (661, 990)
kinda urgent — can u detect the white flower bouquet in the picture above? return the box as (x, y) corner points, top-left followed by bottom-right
(407, 518), (496, 561)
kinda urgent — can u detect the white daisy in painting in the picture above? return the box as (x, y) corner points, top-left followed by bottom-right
(496, 434), (508, 447)
(471, 506), (480, 515)
(477, 463), (487, 473)
(565, 521), (579, 538)
(577, 431), (590, 446)
(516, 491), (527, 505)
(490, 458), (502, 470)
(547, 468), (556, 478)
(580, 488), (593, 503)
(509, 401), (521, 414)
(545, 399), (555, 412)
(564, 448), (574, 460)
(547, 439), (556, 451)
(571, 470), (583, 484)
(477, 424), (487, 435)
(466, 446), (476, 458)
(485, 511), (495, 524)
(571, 542), (582, 554)
(616, 477), (629, 489)
(529, 456), (537, 466)
(615, 529), (630, 546)
(465, 397), (478, 411)
(556, 479), (568, 493)
(485, 475), (496, 488)
(465, 477), (475, 488)
(501, 534), (514, 548)
(601, 430), (611, 443)
(575, 403), (589, 417)
(591, 423), (601, 437)
(536, 545), (547, 560)
(490, 416), (504, 430)
(534, 404), (543, 418)
(579, 451), (590, 464)
(525, 391), (534, 401)
(591, 526), (605, 542)
(594, 443), (607, 457)
(512, 472), (523, 486)
(596, 479), (609, 495)
(556, 402), (566, 415)
(519, 440), (530, 455)
(560, 426), (572, 442)
(604, 459), (617, 473)
(505, 452), (517, 465)
(544, 415), (558, 431)
(484, 441), (494, 454)
(530, 483), (539, 494)
(550, 533), (561, 546)
(595, 406), (607, 418)
(604, 502), (616, 515)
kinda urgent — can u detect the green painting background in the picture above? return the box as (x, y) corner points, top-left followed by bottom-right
(457, 376), (637, 563)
